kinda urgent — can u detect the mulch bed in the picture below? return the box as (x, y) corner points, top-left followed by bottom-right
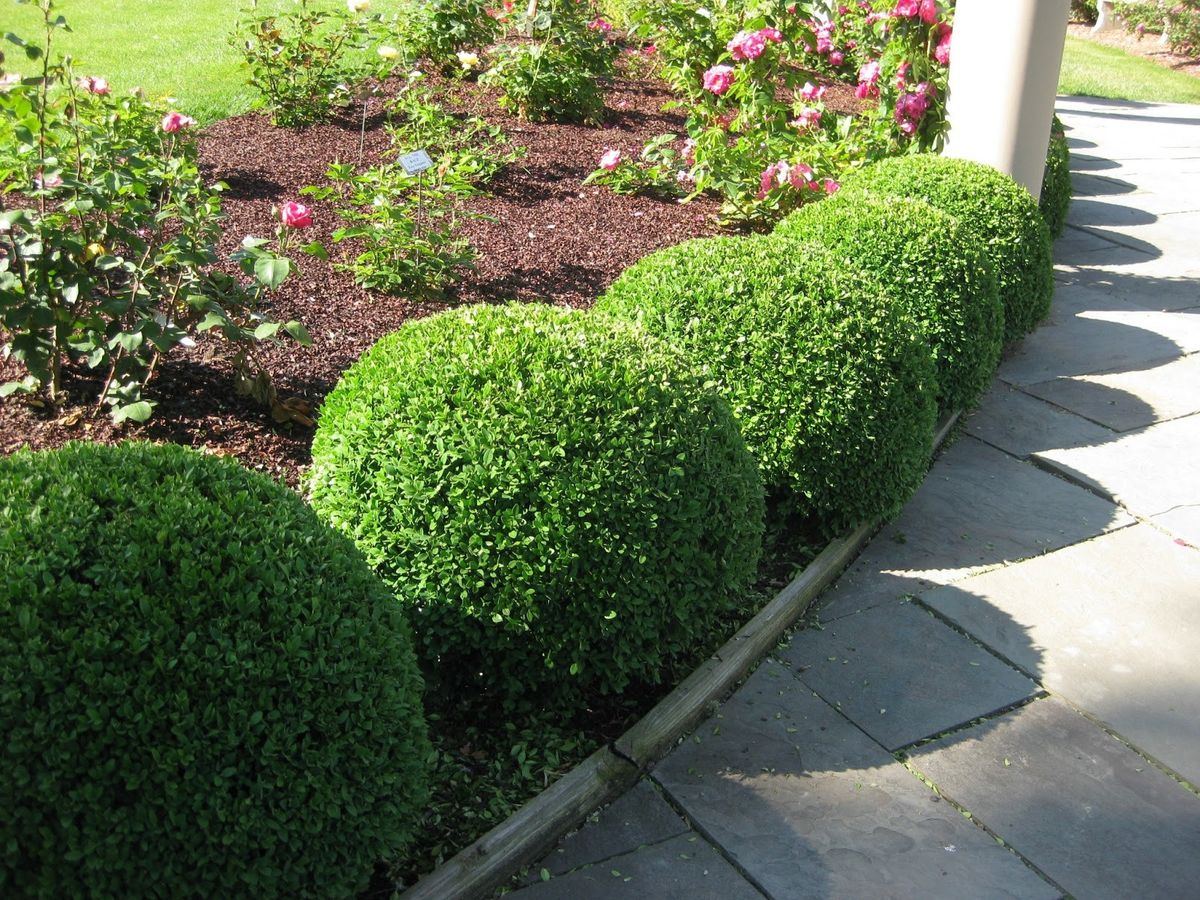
(0, 66), (865, 486)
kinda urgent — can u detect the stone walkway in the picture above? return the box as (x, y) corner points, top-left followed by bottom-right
(509, 95), (1200, 900)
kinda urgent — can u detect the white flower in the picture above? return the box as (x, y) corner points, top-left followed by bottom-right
(456, 50), (480, 69)
(347, 0), (371, 12)
(377, 45), (399, 60)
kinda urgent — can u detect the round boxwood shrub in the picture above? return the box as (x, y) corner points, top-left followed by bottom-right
(838, 154), (1054, 343)
(774, 192), (1003, 412)
(594, 235), (938, 536)
(1040, 116), (1073, 240)
(0, 442), (431, 899)
(307, 302), (765, 709)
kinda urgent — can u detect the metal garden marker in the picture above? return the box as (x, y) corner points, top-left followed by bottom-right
(399, 149), (434, 288)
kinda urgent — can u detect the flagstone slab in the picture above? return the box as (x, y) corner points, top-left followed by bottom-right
(1052, 266), (1200, 311)
(780, 601), (1038, 751)
(998, 288), (1200, 386)
(1022, 352), (1200, 431)
(531, 780), (690, 879)
(908, 696), (1200, 900)
(963, 382), (1116, 459)
(1034, 413), (1200, 544)
(923, 525), (1200, 784)
(816, 436), (1130, 621)
(510, 832), (761, 900)
(652, 661), (1058, 900)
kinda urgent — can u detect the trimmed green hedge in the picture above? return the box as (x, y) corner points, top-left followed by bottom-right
(307, 302), (765, 709)
(839, 154), (1054, 343)
(0, 442), (430, 899)
(595, 235), (937, 535)
(1040, 116), (1073, 240)
(774, 192), (1003, 412)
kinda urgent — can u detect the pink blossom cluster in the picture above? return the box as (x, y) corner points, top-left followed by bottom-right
(855, 59), (881, 99)
(587, 17), (612, 33)
(933, 23), (952, 65)
(727, 27), (781, 62)
(77, 75), (110, 95)
(756, 161), (840, 200)
(894, 86), (932, 135)
(800, 81), (826, 103)
(791, 107), (822, 130)
(803, 18), (846, 66)
(894, 0), (939, 24)
(702, 64), (735, 95)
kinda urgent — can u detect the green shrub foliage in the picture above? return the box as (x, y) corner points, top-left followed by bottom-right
(839, 154), (1054, 343)
(775, 193), (1003, 412)
(595, 235), (937, 535)
(1040, 117), (1073, 240)
(307, 303), (765, 708)
(0, 443), (431, 899)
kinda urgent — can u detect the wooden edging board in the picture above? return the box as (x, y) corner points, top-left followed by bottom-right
(402, 410), (961, 900)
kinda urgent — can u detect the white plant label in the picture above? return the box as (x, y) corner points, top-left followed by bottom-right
(399, 150), (434, 175)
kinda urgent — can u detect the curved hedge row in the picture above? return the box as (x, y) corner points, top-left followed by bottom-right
(308, 302), (765, 708)
(1040, 116), (1073, 240)
(594, 235), (938, 535)
(838, 154), (1054, 343)
(0, 442), (431, 899)
(774, 192), (1003, 412)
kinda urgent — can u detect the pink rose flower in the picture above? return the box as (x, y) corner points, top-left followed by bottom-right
(791, 107), (823, 129)
(599, 148), (622, 171)
(161, 111), (195, 133)
(822, 178), (841, 194)
(728, 30), (767, 61)
(279, 201), (313, 229)
(759, 27), (783, 43)
(757, 161), (790, 199)
(78, 76), (110, 95)
(702, 64), (735, 95)
(919, 0), (939, 24)
(643, 43), (657, 55)
(829, 50), (845, 66)
(858, 60), (881, 85)
(587, 17), (612, 32)
(801, 81), (826, 102)
(788, 161), (815, 189)
(894, 0), (919, 16)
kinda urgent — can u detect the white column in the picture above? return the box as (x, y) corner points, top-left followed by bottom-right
(943, 0), (1071, 198)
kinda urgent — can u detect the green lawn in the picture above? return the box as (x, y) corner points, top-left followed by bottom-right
(3, 0), (411, 125)
(1059, 34), (1200, 104)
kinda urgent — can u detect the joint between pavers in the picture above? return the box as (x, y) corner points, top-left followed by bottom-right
(1054, 697), (1200, 800)
(911, 597), (1048, 684)
(892, 753), (1074, 899)
(889, 692), (1049, 755)
(649, 776), (775, 900)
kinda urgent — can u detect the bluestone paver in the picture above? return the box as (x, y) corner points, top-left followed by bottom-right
(908, 697), (1200, 900)
(964, 381), (1117, 459)
(996, 287), (1200, 386)
(1022, 351), (1200, 431)
(922, 525), (1200, 783)
(530, 780), (689, 879)
(817, 435), (1131, 621)
(653, 662), (1059, 900)
(780, 602), (1038, 751)
(509, 832), (763, 900)
(1034, 413), (1200, 544)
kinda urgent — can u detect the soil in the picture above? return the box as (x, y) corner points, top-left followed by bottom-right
(0, 65), (866, 486)
(1068, 21), (1200, 78)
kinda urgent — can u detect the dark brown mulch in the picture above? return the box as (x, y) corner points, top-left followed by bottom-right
(0, 66), (862, 486)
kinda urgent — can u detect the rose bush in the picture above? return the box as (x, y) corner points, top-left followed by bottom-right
(0, 2), (313, 422)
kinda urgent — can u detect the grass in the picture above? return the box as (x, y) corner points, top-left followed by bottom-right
(1059, 34), (1200, 104)
(3, 0), (411, 125)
